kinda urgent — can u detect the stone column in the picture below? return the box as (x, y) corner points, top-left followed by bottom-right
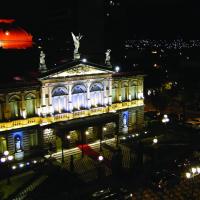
(80, 128), (87, 158)
(103, 81), (108, 106)
(118, 81), (122, 102)
(128, 81), (131, 101)
(41, 86), (46, 106)
(108, 78), (112, 105)
(94, 125), (103, 151)
(48, 86), (53, 115)
(41, 86), (47, 116)
(136, 81), (139, 99)
(68, 84), (73, 112)
(21, 93), (27, 118)
(86, 82), (91, 109)
(36, 92), (41, 116)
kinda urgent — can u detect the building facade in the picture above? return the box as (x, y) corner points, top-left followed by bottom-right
(0, 60), (144, 160)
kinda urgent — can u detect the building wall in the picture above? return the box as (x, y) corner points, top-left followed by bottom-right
(0, 73), (144, 160)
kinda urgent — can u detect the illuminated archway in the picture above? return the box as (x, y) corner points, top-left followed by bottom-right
(72, 84), (87, 110)
(25, 93), (36, 117)
(52, 87), (68, 113)
(90, 83), (104, 107)
(9, 95), (21, 119)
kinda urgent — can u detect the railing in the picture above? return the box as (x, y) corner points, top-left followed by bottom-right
(0, 99), (144, 132)
(0, 117), (41, 131)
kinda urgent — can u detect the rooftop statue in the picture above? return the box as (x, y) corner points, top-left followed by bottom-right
(71, 32), (83, 59)
(40, 50), (45, 65)
(39, 50), (47, 72)
(105, 49), (111, 65)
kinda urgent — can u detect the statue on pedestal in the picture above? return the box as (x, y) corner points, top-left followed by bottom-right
(39, 50), (47, 72)
(105, 49), (111, 66)
(15, 136), (22, 153)
(71, 32), (83, 60)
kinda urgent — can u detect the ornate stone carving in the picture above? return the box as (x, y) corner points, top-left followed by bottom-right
(52, 65), (107, 78)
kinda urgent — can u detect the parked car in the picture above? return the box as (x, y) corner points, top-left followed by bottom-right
(90, 187), (132, 200)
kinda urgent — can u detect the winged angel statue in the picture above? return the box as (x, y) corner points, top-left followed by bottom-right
(71, 32), (83, 55)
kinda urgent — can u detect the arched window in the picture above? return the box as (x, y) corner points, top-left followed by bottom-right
(9, 95), (21, 119)
(130, 81), (137, 100)
(25, 93), (36, 117)
(72, 84), (87, 110)
(112, 83), (118, 103)
(90, 83), (104, 107)
(0, 137), (7, 154)
(52, 87), (68, 113)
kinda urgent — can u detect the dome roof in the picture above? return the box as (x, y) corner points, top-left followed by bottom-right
(0, 19), (33, 49)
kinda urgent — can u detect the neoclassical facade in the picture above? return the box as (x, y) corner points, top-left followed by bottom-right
(0, 60), (144, 160)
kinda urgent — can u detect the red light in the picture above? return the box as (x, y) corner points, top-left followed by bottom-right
(5, 31), (9, 36)
(0, 19), (15, 23)
(0, 19), (33, 49)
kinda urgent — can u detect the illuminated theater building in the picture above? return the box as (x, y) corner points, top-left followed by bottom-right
(0, 22), (144, 160)
(0, 59), (144, 160)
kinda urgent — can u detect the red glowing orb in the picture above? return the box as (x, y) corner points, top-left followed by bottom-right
(0, 19), (33, 49)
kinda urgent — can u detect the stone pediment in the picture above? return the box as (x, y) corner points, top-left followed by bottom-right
(49, 64), (113, 78)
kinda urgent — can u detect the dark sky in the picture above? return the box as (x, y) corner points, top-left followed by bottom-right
(125, 1), (200, 38)
(0, 0), (200, 39)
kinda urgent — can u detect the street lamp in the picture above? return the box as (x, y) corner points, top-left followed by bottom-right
(152, 137), (158, 168)
(153, 137), (158, 144)
(100, 127), (106, 152)
(97, 155), (104, 181)
(185, 171), (194, 199)
(162, 114), (170, 124)
(98, 155), (104, 162)
(185, 168), (197, 200)
(0, 151), (14, 184)
(115, 66), (120, 72)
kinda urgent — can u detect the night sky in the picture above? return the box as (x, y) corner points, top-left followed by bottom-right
(1, 0), (199, 39)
